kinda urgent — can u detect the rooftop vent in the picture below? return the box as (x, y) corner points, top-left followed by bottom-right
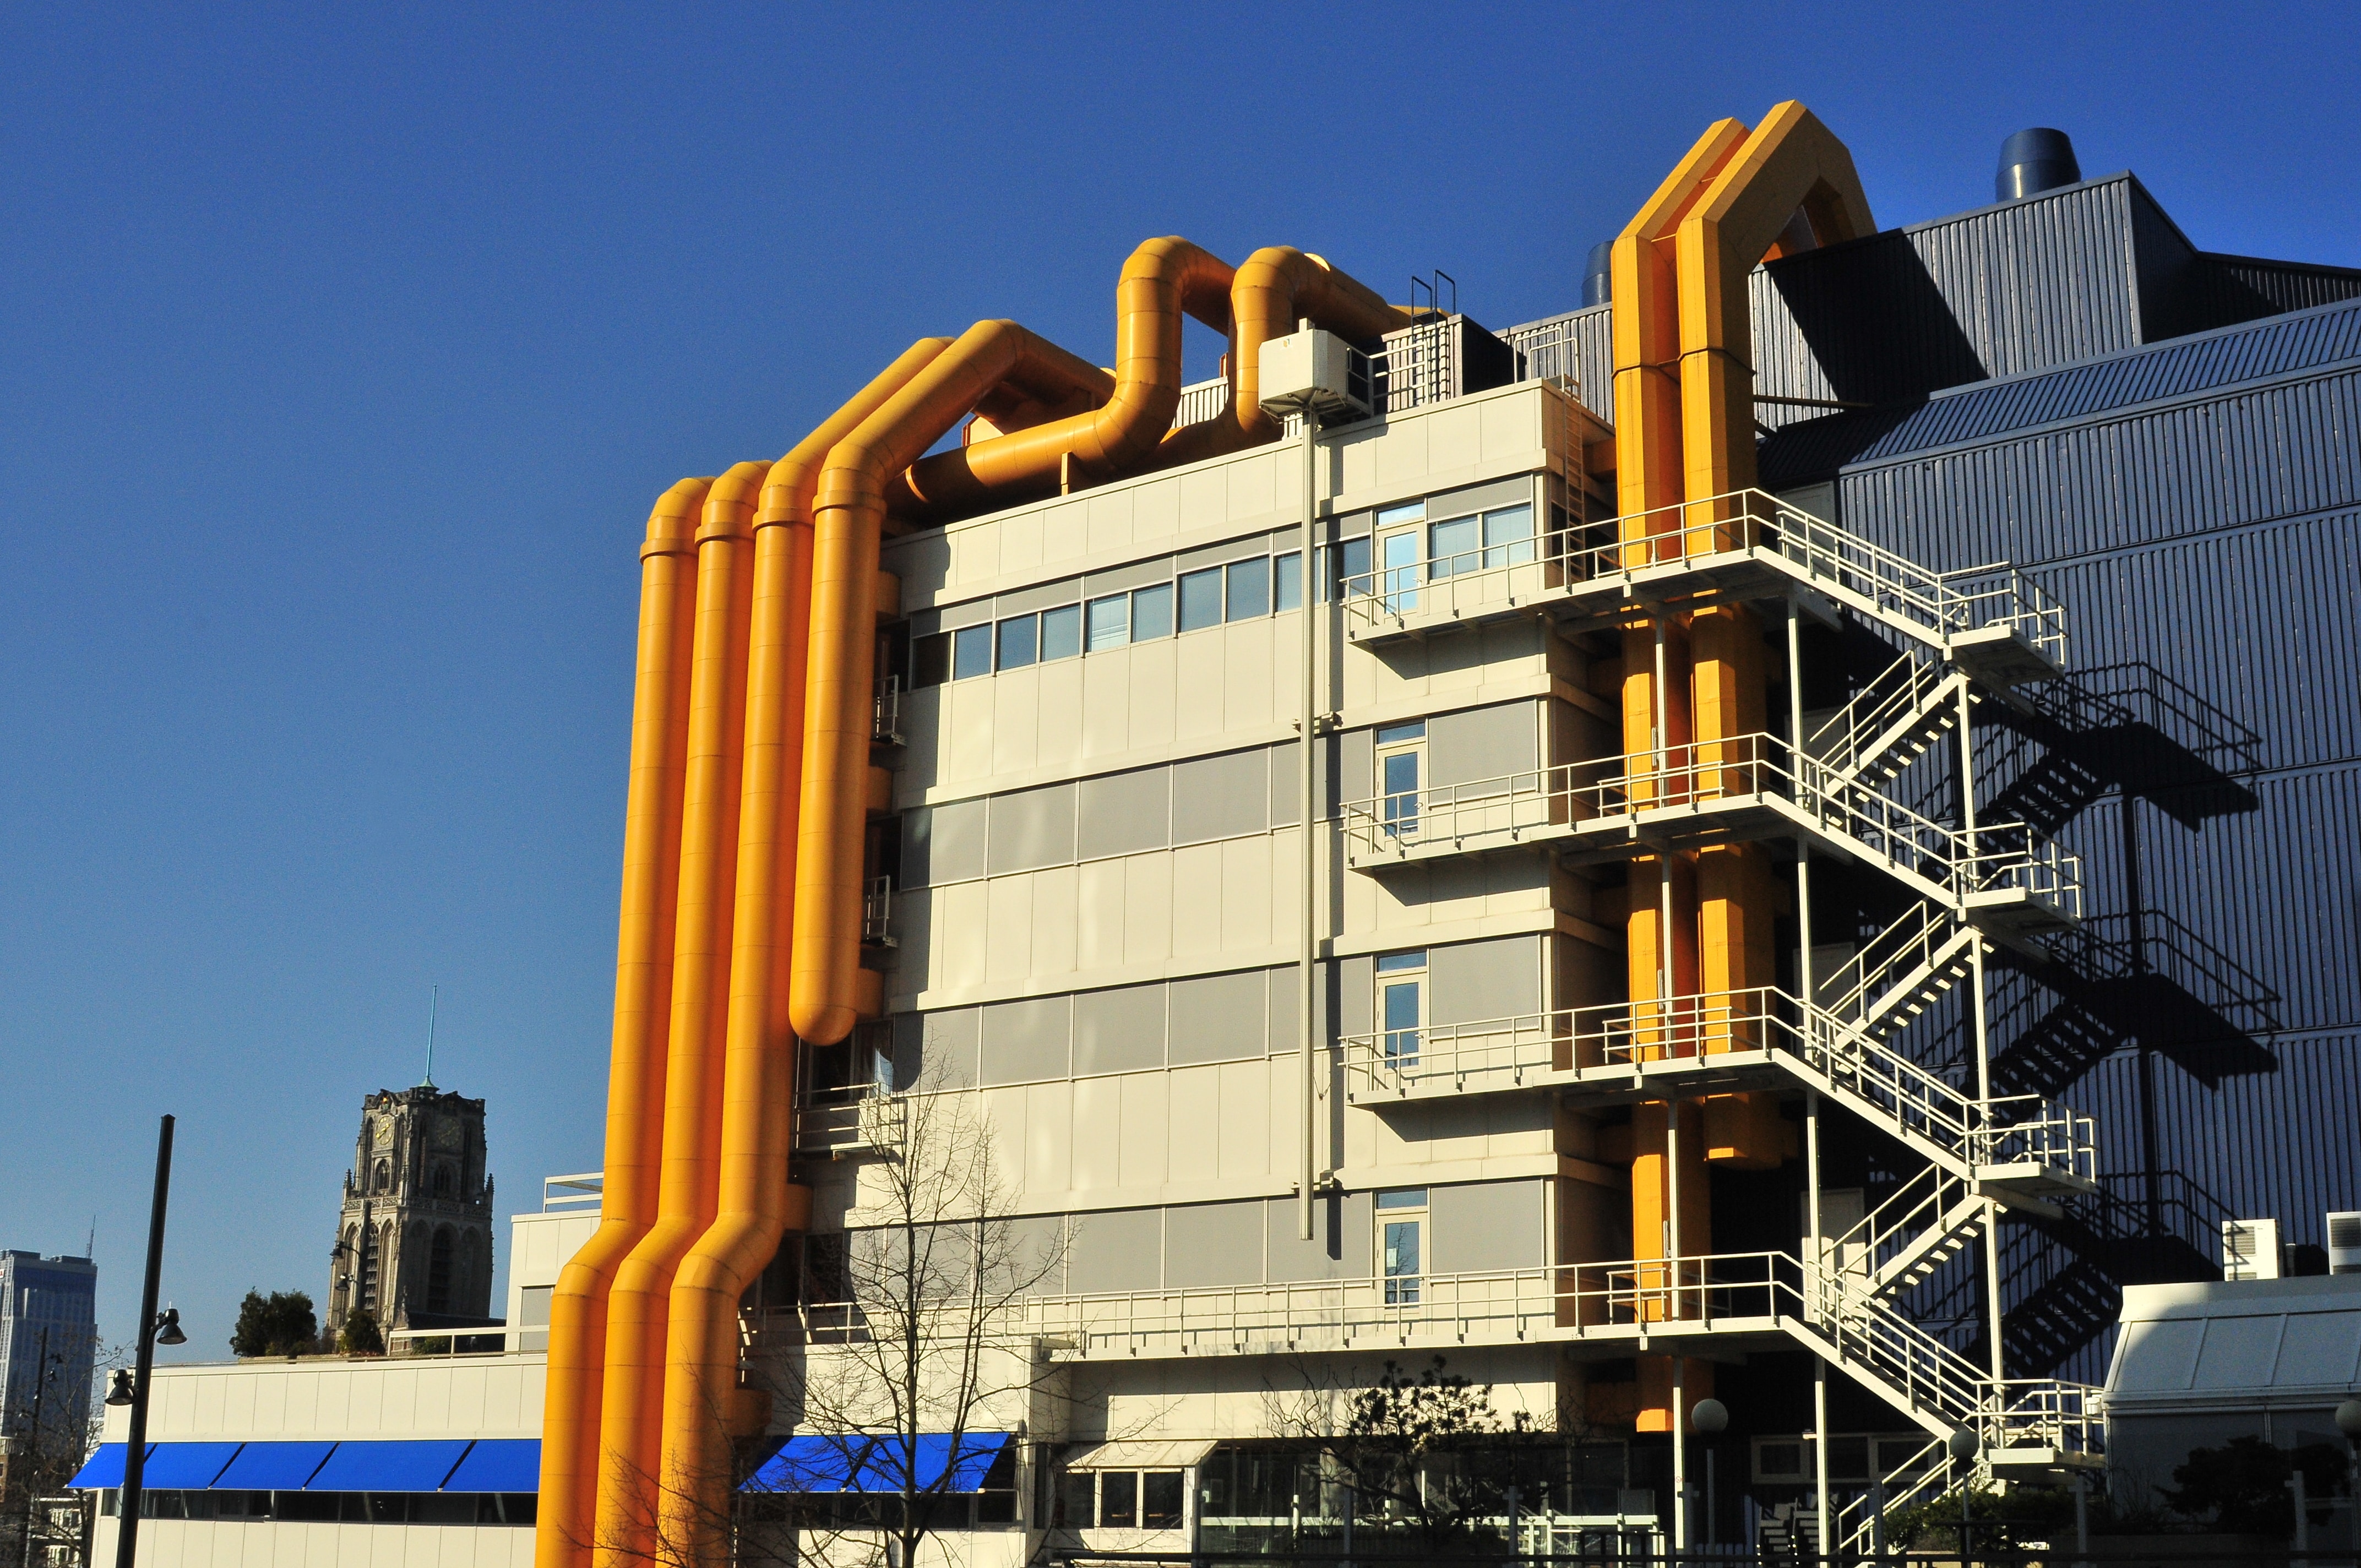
(1582, 241), (1614, 308)
(1996, 127), (2081, 201)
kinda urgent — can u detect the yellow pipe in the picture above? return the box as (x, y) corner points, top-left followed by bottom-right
(591, 460), (768, 1567)
(535, 478), (709, 1568)
(656, 340), (950, 1564)
(899, 237), (1232, 515)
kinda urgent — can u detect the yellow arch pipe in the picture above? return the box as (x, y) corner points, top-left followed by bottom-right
(656, 339), (951, 1564)
(898, 237), (1232, 515)
(591, 460), (769, 1567)
(536, 478), (709, 1568)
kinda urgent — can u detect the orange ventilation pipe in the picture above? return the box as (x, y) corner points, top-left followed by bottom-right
(591, 461), (768, 1567)
(536, 477), (709, 1568)
(655, 339), (951, 1566)
(897, 237), (1233, 515)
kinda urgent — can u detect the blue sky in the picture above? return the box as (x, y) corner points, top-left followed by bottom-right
(3, 1), (2354, 1365)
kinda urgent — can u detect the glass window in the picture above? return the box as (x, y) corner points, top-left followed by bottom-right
(1058, 1471), (1096, 1530)
(1085, 594), (1129, 651)
(1377, 500), (1426, 527)
(951, 624), (992, 680)
(1130, 581), (1174, 640)
(1375, 724), (1424, 840)
(1482, 504), (1535, 567)
(1381, 974), (1422, 1067)
(1428, 513), (1479, 578)
(911, 632), (950, 688)
(1327, 536), (1372, 603)
(1375, 949), (1427, 973)
(1375, 721), (1425, 745)
(1225, 556), (1270, 620)
(1041, 603), (1082, 661)
(1381, 1202), (1423, 1306)
(1274, 551), (1303, 611)
(1378, 529), (1419, 612)
(1142, 1471), (1184, 1529)
(1177, 567), (1223, 632)
(997, 614), (1038, 671)
(1100, 1470), (1138, 1528)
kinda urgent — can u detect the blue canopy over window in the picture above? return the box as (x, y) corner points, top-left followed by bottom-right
(443, 1439), (540, 1493)
(138, 1442), (245, 1489)
(214, 1440), (336, 1491)
(307, 1438), (472, 1493)
(69, 1444), (138, 1489)
(743, 1432), (1009, 1495)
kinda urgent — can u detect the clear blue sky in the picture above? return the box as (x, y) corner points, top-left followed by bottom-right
(3, 1), (2354, 1365)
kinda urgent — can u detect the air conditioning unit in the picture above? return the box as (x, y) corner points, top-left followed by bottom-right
(1257, 329), (1370, 422)
(2329, 1211), (2361, 1275)
(2223, 1217), (2282, 1281)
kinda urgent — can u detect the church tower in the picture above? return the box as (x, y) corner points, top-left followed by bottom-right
(327, 1084), (495, 1332)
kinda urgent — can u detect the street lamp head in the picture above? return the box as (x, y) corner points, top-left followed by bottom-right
(2336, 1398), (2361, 1440)
(154, 1306), (187, 1347)
(1690, 1398), (1729, 1435)
(1947, 1427), (1982, 1462)
(104, 1370), (134, 1408)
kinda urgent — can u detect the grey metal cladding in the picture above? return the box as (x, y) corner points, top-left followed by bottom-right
(1428, 701), (1538, 788)
(1427, 1180), (1543, 1272)
(1266, 1191), (1372, 1281)
(986, 782), (1076, 874)
(1170, 748), (1269, 844)
(994, 577), (1082, 617)
(1174, 536), (1272, 576)
(978, 995), (1071, 1086)
(1065, 1206), (1162, 1294)
(892, 1008), (978, 1091)
(1082, 556), (1175, 597)
(926, 798), (988, 885)
(899, 807), (934, 890)
(1339, 727), (1373, 807)
(1006, 1215), (1067, 1297)
(1077, 766), (1171, 861)
(1167, 970), (1267, 1066)
(1266, 967), (1296, 1053)
(1163, 1200), (1265, 1288)
(1073, 983), (1167, 1076)
(1336, 954), (1374, 1039)
(1267, 739), (1335, 827)
(1426, 475), (1535, 519)
(1428, 936), (1542, 1026)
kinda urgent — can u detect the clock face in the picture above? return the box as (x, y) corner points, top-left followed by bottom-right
(431, 1119), (463, 1152)
(372, 1121), (395, 1150)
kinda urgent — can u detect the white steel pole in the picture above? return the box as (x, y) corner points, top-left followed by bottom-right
(1959, 678), (2008, 1380)
(1298, 401), (1320, 1242)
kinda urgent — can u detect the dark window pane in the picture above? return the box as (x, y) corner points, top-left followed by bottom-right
(1334, 535), (1372, 601)
(1226, 557), (1270, 620)
(1041, 604), (1082, 661)
(951, 625), (992, 680)
(1100, 1470), (1137, 1527)
(997, 615), (1038, 671)
(1177, 568), (1223, 631)
(1274, 552), (1303, 611)
(1130, 582), (1174, 640)
(1058, 1471), (1096, 1529)
(911, 633), (950, 688)
(1143, 1471), (1184, 1528)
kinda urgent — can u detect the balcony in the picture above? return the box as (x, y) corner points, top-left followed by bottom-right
(1339, 489), (2066, 687)
(792, 1085), (906, 1161)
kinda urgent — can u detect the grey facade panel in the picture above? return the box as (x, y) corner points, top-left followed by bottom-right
(1429, 701), (1538, 789)
(1336, 954), (1374, 1039)
(1267, 1191), (1373, 1282)
(1077, 766), (1171, 861)
(1168, 970), (1268, 1065)
(1428, 1180), (1544, 1273)
(892, 1008), (978, 1091)
(1164, 1200), (1266, 1288)
(1073, 983), (1167, 1077)
(979, 996), (1071, 1086)
(1171, 748), (1269, 845)
(1067, 1207), (1162, 1294)
(987, 783), (1078, 875)
(1429, 935), (1543, 1027)
(921, 798), (988, 886)
(995, 578), (1082, 617)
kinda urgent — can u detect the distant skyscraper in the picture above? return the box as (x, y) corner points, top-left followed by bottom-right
(0, 1250), (97, 1452)
(328, 1084), (494, 1332)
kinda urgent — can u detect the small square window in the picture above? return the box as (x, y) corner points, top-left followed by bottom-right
(1377, 500), (1426, 527)
(1177, 567), (1223, 632)
(1274, 552), (1303, 611)
(1130, 582), (1174, 640)
(951, 625), (992, 680)
(1085, 594), (1129, 651)
(1376, 1187), (1427, 1210)
(1142, 1471), (1184, 1529)
(911, 633), (950, 688)
(1226, 557), (1270, 620)
(1428, 514), (1479, 577)
(997, 615), (1038, 671)
(1057, 1471), (1096, 1530)
(1100, 1470), (1138, 1528)
(1482, 504), (1535, 567)
(1375, 949), (1427, 973)
(1041, 604), (1082, 661)
(1328, 536), (1372, 602)
(1375, 721), (1426, 745)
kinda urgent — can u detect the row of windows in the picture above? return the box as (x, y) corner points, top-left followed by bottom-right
(96, 1490), (535, 1526)
(915, 552), (1304, 686)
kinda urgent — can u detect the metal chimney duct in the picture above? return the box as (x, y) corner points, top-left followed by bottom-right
(1581, 240), (1614, 307)
(1995, 128), (2081, 201)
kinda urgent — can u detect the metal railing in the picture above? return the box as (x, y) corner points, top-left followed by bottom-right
(862, 876), (895, 947)
(1821, 1166), (1984, 1297)
(1338, 733), (2085, 923)
(541, 1172), (603, 1210)
(872, 673), (902, 745)
(1337, 986), (2096, 1185)
(1818, 903), (1979, 1035)
(1171, 375), (1231, 430)
(1338, 489), (2068, 670)
(1806, 653), (1967, 782)
(793, 1084), (907, 1158)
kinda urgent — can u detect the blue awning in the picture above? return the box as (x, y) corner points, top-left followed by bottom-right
(70, 1444), (139, 1489)
(307, 1439), (473, 1493)
(744, 1432), (1009, 1495)
(139, 1442), (245, 1489)
(443, 1439), (540, 1493)
(215, 1440), (336, 1491)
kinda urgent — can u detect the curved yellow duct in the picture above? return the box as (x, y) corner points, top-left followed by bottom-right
(535, 477), (709, 1568)
(898, 237), (1233, 515)
(655, 339), (951, 1565)
(591, 460), (768, 1567)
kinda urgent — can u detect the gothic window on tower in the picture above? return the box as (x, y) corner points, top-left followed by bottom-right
(427, 1226), (455, 1314)
(373, 1159), (390, 1194)
(433, 1163), (454, 1197)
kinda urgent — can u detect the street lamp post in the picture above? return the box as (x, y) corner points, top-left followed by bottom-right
(1948, 1427), (1982, 1568)
(112, 1114), (185, 1568)
(1690, 1397), (1728, 1552)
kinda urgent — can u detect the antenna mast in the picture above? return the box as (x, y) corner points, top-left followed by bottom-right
(423, 985), (439, 1087)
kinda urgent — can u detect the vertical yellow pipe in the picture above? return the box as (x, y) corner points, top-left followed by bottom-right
(657, 340), (949, 1564)
(536, 479), (709, 1568)
(592, 461), (767, 1567)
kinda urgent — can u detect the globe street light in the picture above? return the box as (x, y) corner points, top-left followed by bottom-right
(1690, 1398), (1729, 1549)
(1948, 1427), (1982, 1565)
